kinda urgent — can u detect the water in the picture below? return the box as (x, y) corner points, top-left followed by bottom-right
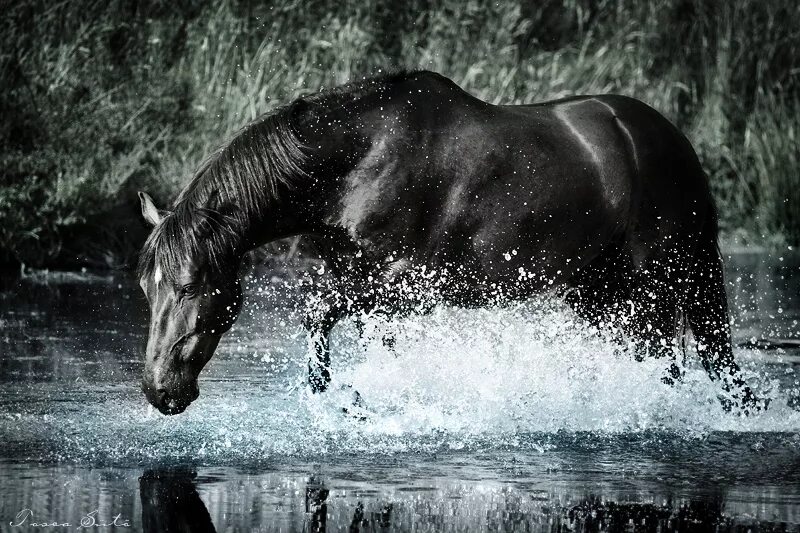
(1, 251), (799, 531)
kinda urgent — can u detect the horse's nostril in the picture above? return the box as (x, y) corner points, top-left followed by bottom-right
(156, 388), (169, 404)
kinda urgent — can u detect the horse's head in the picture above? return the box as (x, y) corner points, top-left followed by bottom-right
(137, 191), (243, 415)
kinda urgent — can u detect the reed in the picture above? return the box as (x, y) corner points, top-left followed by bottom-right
(1, 0), (797, 268)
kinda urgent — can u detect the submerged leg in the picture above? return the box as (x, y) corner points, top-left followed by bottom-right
(627, 242), (702, 387)
(627, 275), (683, 383)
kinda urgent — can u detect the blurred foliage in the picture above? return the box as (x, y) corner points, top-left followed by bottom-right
(1, 0), (798, 269)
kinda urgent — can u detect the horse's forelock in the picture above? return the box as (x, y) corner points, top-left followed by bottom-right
(137, 207), (241, 285)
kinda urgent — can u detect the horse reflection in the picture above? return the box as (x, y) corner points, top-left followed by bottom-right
(139, 468), (215, 533)
(305, 475), (329, 533)
(305, 476), (394, 532)
(350, 501), (393, 532)
(139, 468), (395, 533)
(565, 495), (727, 532)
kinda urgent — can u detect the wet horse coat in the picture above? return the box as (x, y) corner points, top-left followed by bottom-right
(137, 70), (759, 415)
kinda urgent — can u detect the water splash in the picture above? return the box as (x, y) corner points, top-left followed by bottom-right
(311, 298), (800, 436)
(3, 291), (798, 466)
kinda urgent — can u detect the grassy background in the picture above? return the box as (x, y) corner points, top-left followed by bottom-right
(1, 0), (798, 270)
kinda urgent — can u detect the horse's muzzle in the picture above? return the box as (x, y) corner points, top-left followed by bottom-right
(143, 379), (199, 415)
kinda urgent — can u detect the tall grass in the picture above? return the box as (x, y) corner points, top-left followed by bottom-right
(1, 0), (798, 269)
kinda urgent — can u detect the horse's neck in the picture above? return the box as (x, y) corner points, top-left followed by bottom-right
(174, 176), (306, 258)
(226, 165), (333, 252)
(251, 121), (367, 245)
(232, 193), (311, 252)
(218, 103), (373, 253)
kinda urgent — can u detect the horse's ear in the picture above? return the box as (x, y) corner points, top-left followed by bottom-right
(139, 191), (162, 226)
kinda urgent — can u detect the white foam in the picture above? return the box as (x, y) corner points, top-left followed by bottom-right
(305, 298), (800, 436)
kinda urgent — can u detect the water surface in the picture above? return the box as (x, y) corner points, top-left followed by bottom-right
(1, 251), (799, 531)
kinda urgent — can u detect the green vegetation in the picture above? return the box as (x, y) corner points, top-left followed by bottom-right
(2, 0), (798, 269)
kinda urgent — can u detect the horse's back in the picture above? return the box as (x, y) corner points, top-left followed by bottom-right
(332, 72), (713, 292)
(353, 88), (640, 290)
(502, 93), (712, 251)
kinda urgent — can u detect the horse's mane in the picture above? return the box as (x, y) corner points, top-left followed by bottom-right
(136, 106), (305, 282)
(137, 205), (242, 282)
(137, 69), (417, 282)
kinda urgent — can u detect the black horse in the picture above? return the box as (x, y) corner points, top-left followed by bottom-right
(136, 70), (761, 415)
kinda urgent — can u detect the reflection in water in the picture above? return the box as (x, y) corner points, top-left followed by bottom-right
(137, 469), (399, 533)
(305, 475), (329, 533)
(131, 467), (753, 531)
(564, 495), (728, 532)
(348, 501), (393, 532)
(140, 468), (216, 533)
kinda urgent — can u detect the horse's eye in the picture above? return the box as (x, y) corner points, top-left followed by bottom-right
(180, 283), (199, 297)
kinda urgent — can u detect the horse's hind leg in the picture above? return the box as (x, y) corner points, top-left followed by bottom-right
(565, 242), (632, 336)
(686, 234), (763, 411)
(625, 250), (686, 382)
(568, 241), (687, 383)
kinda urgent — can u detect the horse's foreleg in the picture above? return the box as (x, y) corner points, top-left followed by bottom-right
(302, 298), (345, 393)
